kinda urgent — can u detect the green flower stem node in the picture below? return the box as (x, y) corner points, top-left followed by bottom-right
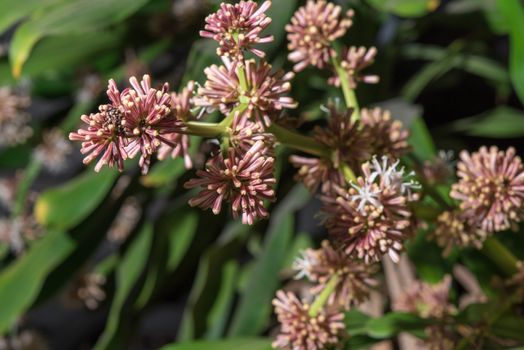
(309, 274), (339, 317)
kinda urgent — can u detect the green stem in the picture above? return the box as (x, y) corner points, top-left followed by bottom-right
(219, 103), (248, 128)
(267, 123), (331, 158)
(332, 57), (360, 120)
(309, 275), (339, 317)
(185, 121), (225, 137)
(185, 104), (248, 137)
(340, 162), (357, 183)
(237, 63), (249, 93)
(481, 237), (519, 276)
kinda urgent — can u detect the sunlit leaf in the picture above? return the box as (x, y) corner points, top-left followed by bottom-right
(34, 168), (118, 230)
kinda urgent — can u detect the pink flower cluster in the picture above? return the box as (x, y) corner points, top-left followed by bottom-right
(69, 75), (185, 174)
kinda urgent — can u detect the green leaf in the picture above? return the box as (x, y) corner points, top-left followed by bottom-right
(94, 223), (154, 350)
(34, 168), (118, 230)
(160, 338), (272, 350)
(345, 310), (372, 336)
(0, 0), (63, 34)
(449, 106), (524, 138)
(180, 39), (220, 86)
(367, 0), (438, 18)
(134, 209), (198, 309)
(178, 223), (248, 341)
(0, 229), (76, 334)
(141, 157), (186, 188)
(365, 312), (429, 339)
(408, 116), (436, 161)
(497, 0), (524, 105)
(205, 261), (239, 339)
(9, 0), (149, 77)
(21, 30), (122, 77)
(228, 185), (310, 336)
(13, 157), (42, 216)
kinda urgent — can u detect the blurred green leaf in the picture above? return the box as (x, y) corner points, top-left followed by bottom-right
(0, 145), (32, 169)
(160, 338), (272, 350)
(0, 0), (63, 34)
(497, 0), (524, 105)
(365, 312), (429, 338)
(179, 223), (248, 340)
(141, 157), (186, 188)
(407, 230), (451, 283)
(21, 30), (122, 77)
(180, 39), (220, 86)
(205, 261), (239, 339)
(367, 0), (438, 17)
(13, 157), (42, 216)
(34, 168), (118, 230)
(282, 232), (313, 270)
(9, 0), (149, 77)
(229, 185), (310, 337)
(449, 106), (524, 138)
(408, 116), (436, 161)
(345, 310), (372, 336)
(94, 222), (153, 350)
(134, 209), (198, 309)
(0, 229), (75, 334)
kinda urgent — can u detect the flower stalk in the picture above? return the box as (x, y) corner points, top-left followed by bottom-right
(332, 56), (360, 120)
(309, 274), (339, 317)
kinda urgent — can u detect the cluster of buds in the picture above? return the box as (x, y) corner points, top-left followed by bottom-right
(0, 86), (32, 147)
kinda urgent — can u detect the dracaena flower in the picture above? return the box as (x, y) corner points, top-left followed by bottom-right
(286, 0), (354, 72)
(195, 58), (297, 127)
(157, 81), (196, 168)
(121, 75), (184, 174)
(0, 86), (32, 147)
(293, 240), (378, 310)
(227, 114), (275, 154)
(272, 290), (345, 350)
(200, 0), (273, 59)
(313, 105), (372, 169)
(34, 128), (73, 173)
(360, 107), (410, 159)
(289, 155), (344, 193)
(184, 141), (276, 225)
(321, 157), (418, 263)
(394, 275), (456, 319)
(69, 80), (128, 172)
(429, 210), (488, 255)
(450, 146), (524, 232)
(422, 150), (455, 185)
(328, 46), (379, 88)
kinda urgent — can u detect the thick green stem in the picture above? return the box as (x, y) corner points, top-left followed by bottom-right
(267, 123), (330, 158)
(185, 121), (225, 137)
(237, 64), (249, 93)
(185, 104), (248, 137)
(309, 275), (339, 317)
(481, 237), (519, 276)
(332, 57), (360, 120)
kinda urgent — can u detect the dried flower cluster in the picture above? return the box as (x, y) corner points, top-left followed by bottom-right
(34, 128), (73, 173)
